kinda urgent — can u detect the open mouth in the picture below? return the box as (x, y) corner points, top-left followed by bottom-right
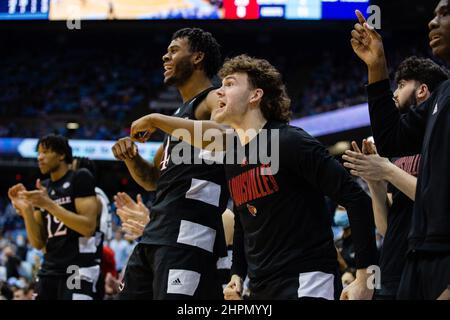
(429, 34), (442, 46)
(218, 101), (226, 109)
(163, 65), (173, 76)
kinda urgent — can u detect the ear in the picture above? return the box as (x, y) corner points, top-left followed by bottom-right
(192, 52), (205, 66)
(249, 88), (264, 105)
(416, 83), (429, 99)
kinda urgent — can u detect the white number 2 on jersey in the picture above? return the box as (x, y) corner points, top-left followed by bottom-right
(46, 215), (68, 238)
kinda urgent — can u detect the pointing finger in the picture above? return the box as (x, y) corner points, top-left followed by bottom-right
(355, 9), (366, 25)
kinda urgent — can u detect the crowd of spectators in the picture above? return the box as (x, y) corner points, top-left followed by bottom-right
(0, 40), (434, 141)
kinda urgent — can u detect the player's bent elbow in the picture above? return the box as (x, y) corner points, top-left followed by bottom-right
(139, 179), (157, 191)
(80, 224), (97, 238)
(143, 183), (156, 192)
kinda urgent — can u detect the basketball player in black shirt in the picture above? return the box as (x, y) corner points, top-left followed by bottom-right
(130, 55), (379, 300)
(342, 57), (448, 299)
(350, 4), (450, 299)
(111, 28), (229, 300)
(8, 134), (103, 300)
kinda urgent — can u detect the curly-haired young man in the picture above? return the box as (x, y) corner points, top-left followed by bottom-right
(130, 55), (379, 300)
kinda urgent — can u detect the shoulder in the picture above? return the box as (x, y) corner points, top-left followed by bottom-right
(203, 88), (219, 109)
(276, 123), (318, 146)
(194, 89), (219, 120)
(428, 78), (450, 103)
(276, 124), (330, 163)
(438, 78), (450, 92)
(73, 168), (94, 180)
(71, 169), (95, 190)
(424, 78), (450, 103)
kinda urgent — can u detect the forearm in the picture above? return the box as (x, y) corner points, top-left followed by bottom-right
(307, 153), (378, 268)
(345, 193), (379, 268)
(336, 247), (349, 272)
(367, 182), (388, 236)
(124, 154), (159, 191)
(231, 214), (247, 279)
(151, 113), (226, 150)
(385, 164), (417, 201)
(44, 201), (96, 237)
(22, 209), (46, 249)
(367, 58), (389, 84)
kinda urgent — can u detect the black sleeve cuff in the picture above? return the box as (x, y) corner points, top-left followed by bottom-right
(366, 79), (391, 99)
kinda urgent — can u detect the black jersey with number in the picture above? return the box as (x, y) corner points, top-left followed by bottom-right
(141, 88), (229, 258)
(39, 169), (103, 276)
(227, 121), (378, 283)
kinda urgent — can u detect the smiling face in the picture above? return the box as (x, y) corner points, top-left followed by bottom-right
(429, 0), (450, 60)
(161, 37), (195, 87)
(213, 72), (255, 127)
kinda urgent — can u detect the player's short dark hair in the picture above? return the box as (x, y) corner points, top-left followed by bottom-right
(395, 56), (449, 93)
(219, 54), (292, 123)
(172, 28), (222, 79)
(37, 134), (73, 164)
(73, 156), (97, 179)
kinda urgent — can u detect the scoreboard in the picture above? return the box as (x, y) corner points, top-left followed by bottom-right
(224, 0), (370, 20)
(0, 0), (49, 19)
(0, 0), (369, 20)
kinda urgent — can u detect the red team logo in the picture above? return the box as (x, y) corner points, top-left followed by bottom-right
(247, 204), (257, 216)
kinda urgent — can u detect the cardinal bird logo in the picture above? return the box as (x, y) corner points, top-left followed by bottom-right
(247, 204), (257, 216)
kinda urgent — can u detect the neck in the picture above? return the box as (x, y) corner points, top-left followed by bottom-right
(177, 72), (212, 103)
(417, 97), (428, 105)
(50, 162), (69, 182)
(233, 107), (267, 145)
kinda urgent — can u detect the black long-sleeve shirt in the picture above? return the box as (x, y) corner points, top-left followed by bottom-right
(229, 121), (378, 283)
(368, 79), (450, 253)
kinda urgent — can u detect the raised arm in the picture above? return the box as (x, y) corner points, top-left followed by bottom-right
(351, 10), (429, 156)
